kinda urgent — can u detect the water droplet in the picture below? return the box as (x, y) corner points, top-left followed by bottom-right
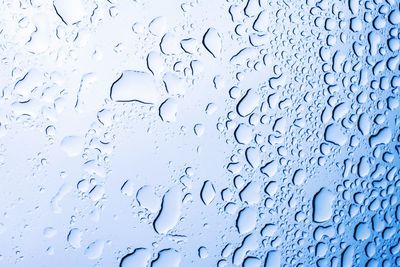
(111, 70), (160, 105)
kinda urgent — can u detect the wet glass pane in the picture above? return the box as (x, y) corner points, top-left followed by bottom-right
(0, 0), (400, 266)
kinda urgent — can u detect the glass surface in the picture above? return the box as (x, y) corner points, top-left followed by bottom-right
(0, 0), (400, 266)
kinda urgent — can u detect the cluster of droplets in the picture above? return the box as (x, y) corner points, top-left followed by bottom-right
(214, 0), (400, 266)
(0, 0), (399, 266)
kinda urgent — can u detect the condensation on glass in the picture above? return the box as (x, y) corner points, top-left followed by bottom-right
(0, 0), (399, 266)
